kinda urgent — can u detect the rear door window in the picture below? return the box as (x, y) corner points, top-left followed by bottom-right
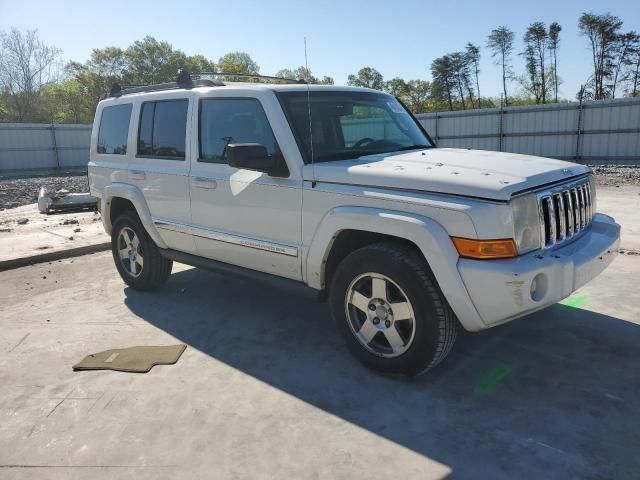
(137, 99), (188, 160)
(97, 104), (132, 154)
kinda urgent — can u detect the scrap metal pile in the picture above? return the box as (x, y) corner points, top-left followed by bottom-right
(37, 187), (96, 214)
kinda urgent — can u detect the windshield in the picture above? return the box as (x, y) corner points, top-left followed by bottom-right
(277, 91), (434, 163)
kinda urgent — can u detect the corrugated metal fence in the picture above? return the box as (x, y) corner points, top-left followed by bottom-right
(415, 97), (640, 165)
(0, 123), (91, 171)
(1, 97), (639, 172)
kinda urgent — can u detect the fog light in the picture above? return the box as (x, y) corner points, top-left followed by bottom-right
(530, 273), (548, 302)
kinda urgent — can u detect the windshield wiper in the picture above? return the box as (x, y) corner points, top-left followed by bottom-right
(314, 150), (378, 162)
(394, 144), (433, 152)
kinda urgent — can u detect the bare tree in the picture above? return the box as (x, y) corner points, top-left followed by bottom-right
(548, 22), (562, 103)
(487, 26), (514, 105)
(0, 28), (62, 121)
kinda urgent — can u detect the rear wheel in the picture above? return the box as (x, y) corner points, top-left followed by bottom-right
(111, 211), (172, 290)
(330, 242), (458, 377)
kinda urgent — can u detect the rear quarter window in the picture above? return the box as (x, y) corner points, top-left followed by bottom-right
(97, 104), (132, 154)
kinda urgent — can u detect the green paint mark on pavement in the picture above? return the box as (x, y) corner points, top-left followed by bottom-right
(560, 294), (590, 309)
(475, 365), (512, 393)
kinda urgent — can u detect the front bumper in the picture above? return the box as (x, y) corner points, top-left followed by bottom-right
(457, 213), (620, 328)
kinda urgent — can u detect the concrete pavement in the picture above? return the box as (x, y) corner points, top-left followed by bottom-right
(0, 204), (108, 270)
(1, 250), (639, 479)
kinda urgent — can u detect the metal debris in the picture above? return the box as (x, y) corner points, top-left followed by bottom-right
(38, 187), (96, 215)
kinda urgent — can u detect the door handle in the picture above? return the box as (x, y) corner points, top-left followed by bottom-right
(192, 177), (217, 189)
(130, 169), (146, 180)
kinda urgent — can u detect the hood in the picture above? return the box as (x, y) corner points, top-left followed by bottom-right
(302, 148), (590, 201)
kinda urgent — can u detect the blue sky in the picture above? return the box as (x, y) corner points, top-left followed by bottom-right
(1, 0), (639, 100)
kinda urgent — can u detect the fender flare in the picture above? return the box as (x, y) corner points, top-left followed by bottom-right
(305, 206), (485, 331)
(101, 183), (168, 249)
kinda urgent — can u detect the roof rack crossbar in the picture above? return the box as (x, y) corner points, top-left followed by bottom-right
(194, 72), (307, 84)
(102, 69), (306, 99)
(103, 69), (224, 99)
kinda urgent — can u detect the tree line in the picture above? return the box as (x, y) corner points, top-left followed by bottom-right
(349, 12), (637, 112)
(1, 11), (639, 124)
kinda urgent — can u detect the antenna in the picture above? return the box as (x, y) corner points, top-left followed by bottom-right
(304, 37), (316, 186)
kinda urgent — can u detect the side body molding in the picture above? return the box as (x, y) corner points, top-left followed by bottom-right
(102, 183), (168, 249)
(305, 206), (485, 331)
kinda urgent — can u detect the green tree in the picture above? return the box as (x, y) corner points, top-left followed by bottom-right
(183, 54), (216, 74)
(611, 31), (639, 98)
(465, 43), (481, 107)
(385, 77), (410, 97)
(347, 67), (385, 90)
(275, 66), (333, 84)
(431, 52), (473, 110)
(88, 46), (128, 79)
(522, 22), (549, 104)
(62, 38), (217, 120)
(548, 22), (562, 102)
(0, 91), (10, 121)
(41, 79), (93, 123)
(124, 36), (186, 84)
(217, 52), (259, 76)
(625, 34), (640, 96)
(487, 26), (515, 105)
(431, 55), (455, 110)
(404, 80), (431, 113)
(578, 12), (623, 99)
(384, 78), (431, 113)
(449, 51), (473, 109)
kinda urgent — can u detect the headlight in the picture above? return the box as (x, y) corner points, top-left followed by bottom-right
(511, 193), (541, 254)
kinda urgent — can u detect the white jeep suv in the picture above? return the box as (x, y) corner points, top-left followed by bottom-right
(88, 72), (620, 376)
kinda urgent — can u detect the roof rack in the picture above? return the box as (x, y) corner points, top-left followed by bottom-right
(195, 72), (307, 85)
(103, 69), (306, 99)
(103, 69), (223, 99)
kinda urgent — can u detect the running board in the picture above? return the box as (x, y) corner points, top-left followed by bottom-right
(160, 249), (322, 301)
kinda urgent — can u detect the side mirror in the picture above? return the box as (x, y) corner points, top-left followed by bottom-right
(226, 143), (288, 177)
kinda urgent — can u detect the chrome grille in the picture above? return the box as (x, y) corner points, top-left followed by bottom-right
(537, 178), (594, 248)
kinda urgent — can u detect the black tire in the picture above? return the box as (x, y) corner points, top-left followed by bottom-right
(111, 211), (173, 290)
(329, 242), (458, 377)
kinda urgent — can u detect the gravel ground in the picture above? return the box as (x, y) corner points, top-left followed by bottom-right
(592, 166), (640, 186)
(0, 173), (89, 210)
(0, 166), (638, 210)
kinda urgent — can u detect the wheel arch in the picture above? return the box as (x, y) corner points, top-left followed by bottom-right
(102, 183), (168, 249)
(305, 206), (485, 331)
(323, 230), (420, 298)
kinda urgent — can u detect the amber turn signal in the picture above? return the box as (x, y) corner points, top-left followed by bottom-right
(451, 237), (518, 259)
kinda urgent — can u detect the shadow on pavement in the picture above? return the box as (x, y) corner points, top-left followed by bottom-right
(124, 266), (639, 479)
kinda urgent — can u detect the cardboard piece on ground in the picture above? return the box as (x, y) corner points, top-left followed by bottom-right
(73, 344), (187, 373)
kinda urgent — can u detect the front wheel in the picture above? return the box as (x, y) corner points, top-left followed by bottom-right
(111, 211), (173, 290)
(330, 242), (458, 377)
